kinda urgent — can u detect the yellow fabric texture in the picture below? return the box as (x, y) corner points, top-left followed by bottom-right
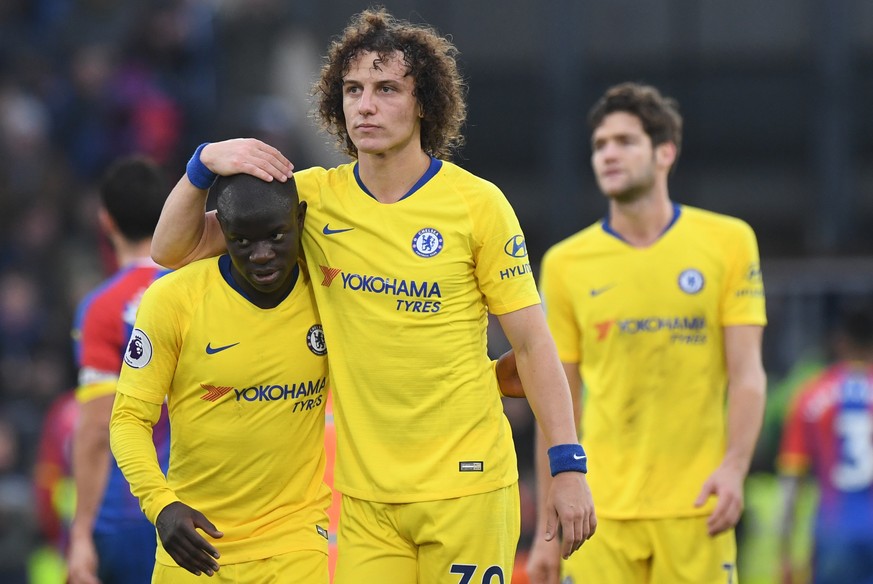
(295, 162), (540, 503)
(111, 258), (330, 565)
(540, 205), (766, 519)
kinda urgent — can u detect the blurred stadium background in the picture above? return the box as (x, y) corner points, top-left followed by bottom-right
(1, 0), (871, 582)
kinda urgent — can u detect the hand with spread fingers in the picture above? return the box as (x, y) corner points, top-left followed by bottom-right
(156, 502), (223, 577)
(199, 139), (294, 184)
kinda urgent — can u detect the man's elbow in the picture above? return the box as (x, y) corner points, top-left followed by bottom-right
(150, 243), (182, 270)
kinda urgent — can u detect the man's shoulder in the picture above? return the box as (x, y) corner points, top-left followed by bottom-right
(295, 163), (354, 183)
(144, 258), (215, 297)
(295, 163), (355, 203)
(439, 160), (500, 189)
(787, 365), (845, 419)
(680, 205), (756, 237)
(296, 164), (351, 179)
(77, 263), (163, 312)
(544, 221), (606, 259)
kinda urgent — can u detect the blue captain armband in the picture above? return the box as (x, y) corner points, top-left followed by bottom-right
(186, 142), (217, 190)
(548, 443), (588, 476)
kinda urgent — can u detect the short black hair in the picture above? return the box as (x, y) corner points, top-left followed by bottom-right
(837, 303), (873, 349)
(99, 157), (168, 241)
(213, 174), (298, 225)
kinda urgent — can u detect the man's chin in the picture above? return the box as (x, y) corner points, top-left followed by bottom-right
(604, 187), (647, 204)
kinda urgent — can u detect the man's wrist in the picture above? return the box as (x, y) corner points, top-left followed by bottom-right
(547, 443), (587, 475)
(70, 518), (95, 537)
(186, 143), (217, 190)
(721, 452), (751, 475)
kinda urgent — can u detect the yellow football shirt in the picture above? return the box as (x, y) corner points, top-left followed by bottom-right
(540, 205), (766, 519)
(114, 256), (331, 564)
(295, 159), (540, 503)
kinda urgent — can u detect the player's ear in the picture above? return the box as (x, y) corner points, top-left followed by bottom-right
(655, 142), (677, 169)
(97, 206), (118, 237)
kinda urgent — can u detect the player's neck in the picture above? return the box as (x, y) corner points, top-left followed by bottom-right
(357, 146), (431, 204)
(608, 191), (675, 248)
(114, 238), (156, 268)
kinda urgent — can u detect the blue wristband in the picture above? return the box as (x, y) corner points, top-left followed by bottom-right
(186, 142), (217, 189)
(547, 443), (587, 476)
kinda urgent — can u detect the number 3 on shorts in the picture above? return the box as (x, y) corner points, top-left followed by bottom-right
(450, 563), (505, 584)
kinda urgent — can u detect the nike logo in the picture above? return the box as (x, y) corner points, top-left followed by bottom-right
(573, 454), (587, 460)
(589, 285), (616, 297)
(322, 224), (354, 235)
(205, 342), (239, 355)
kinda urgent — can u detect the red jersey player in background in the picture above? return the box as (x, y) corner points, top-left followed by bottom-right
(68, 157), (171, 584)
(778, 301), (873, 584)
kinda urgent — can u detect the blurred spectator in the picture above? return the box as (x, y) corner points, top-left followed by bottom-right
(33, 389), (78, 555)
(47, 42), (120, 180)
(122, 0), (217, 151)
(0, 271), (47, 359)
(0, 414), (38, 583)
(0, 81), (52, 199)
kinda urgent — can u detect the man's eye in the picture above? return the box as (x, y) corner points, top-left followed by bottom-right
(271, 233), (286, 242)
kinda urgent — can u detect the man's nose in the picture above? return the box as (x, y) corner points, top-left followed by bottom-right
(358, 87), (376, 113)
(250, 242), (276, 263)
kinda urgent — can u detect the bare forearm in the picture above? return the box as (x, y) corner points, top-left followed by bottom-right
(151, 176), (222, 268)
(497, 306), (578, 445)
(71, 414), (111, 534)
(518, 344), (578, 446)
(723, 374), (766, 475)
(495, 350), (525, 398)
(722, 325), (767, 475)
(534, 361), (582, 534)
(533, 426), (553, 534)
(777, 475), (800, 560)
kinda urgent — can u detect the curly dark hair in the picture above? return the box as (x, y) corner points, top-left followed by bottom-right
(313, 7), (467, 160)
(587, 82), (683, 169)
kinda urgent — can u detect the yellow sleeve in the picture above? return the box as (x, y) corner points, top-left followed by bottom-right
(540, 247), (581, 364)
(471, 184), (540, 315)
(721, 221), (767, 326)
(76, 379), (117, 403)
(109, 392), (178, 523)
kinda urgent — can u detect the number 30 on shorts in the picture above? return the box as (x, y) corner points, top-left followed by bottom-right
(450, 563), (505, 584)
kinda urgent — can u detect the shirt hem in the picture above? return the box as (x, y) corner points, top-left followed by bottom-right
(595, 507), (712, 521)
(335, 475), (518, 504)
